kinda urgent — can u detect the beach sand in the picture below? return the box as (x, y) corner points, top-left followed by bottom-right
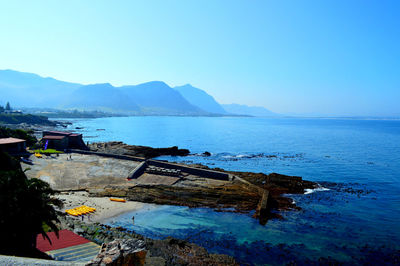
(56, 191), (147, 223)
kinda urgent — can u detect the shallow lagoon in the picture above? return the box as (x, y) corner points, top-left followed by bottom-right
(64, 117), (400, 263)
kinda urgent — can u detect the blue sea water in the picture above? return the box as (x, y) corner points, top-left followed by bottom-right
(62, 117), (400, 264)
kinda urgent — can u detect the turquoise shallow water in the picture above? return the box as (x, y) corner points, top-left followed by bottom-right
(62, 117), (400, 264)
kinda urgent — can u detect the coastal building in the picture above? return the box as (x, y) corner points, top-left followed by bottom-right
(0, 137), (27, 155)
(42, 135), (69, 150)
(41, 131), (88, 150)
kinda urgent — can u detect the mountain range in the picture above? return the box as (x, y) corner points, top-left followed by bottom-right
(0, 69), (278, 116)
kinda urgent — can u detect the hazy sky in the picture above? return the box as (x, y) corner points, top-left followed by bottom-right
(0, 0), (399, 116)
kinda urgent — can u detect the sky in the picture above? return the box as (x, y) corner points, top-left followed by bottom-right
(0, 0), (399, 116)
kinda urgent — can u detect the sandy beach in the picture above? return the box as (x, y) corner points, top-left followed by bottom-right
(56, 191), (148, 223)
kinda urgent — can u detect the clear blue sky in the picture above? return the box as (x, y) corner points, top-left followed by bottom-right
(0, 0), (399, 116)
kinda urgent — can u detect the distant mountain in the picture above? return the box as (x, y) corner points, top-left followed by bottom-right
(222, 104), (279, 117)
(174, 84), (227, 114)
(120, 81), (206, 115)
(62, 83), (140, 113)
(0, 69), (80, 107)
(0, 70), (204, 115)
(1, 69), (278, 117)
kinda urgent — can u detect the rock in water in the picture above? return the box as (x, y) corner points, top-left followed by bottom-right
(202, 151), (211, 156)
(87, 239), (147, 266)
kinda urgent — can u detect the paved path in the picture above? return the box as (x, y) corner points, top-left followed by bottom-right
(36, 230), (100, 263)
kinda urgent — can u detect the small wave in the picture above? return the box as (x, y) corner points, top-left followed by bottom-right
(220, 153), (276, 159)
(304, 187), (330, 194)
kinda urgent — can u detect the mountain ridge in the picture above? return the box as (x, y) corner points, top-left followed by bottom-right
(0, 69), (276, 116)
(174, 84), (227, 115)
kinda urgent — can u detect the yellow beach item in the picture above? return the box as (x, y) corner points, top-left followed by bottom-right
(110, 198), (126, 203)
(35, 153), (42, 158)
(65, 205), (96, 216)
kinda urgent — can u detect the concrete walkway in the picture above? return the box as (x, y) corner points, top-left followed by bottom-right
(0, 255), (85, 265)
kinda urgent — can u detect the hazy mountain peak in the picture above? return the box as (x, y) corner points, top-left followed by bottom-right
(62, 83), (139, 112)
(119, 81), (206, 115)
(174, 84), (227, 114)
(0, 69), (81, 107)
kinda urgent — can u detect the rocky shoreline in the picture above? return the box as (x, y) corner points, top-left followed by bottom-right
(84, 142), (317, 224)
(58, 214), (238, 265)
(21, 135), (318, 263)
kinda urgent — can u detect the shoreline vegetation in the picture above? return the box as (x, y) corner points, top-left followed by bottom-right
(0, 113), (56, 126)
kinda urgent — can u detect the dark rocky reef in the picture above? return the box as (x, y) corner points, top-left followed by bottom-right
(88, 141), (190, 159)
(91, 183), (260, 212)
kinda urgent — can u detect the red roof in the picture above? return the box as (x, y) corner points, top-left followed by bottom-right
(43, 135), (66, 140)
(46, 131), (72, 136)
(69, 134), (82, 137)
(0, 137), (26, 145)
(36, 229), (90, 252)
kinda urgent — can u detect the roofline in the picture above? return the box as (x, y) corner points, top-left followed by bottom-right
(0, 137), (26, 145)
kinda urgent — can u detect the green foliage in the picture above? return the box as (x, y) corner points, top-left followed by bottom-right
(0, 152), (63, 255)
(0, 113), (55, 126)
(0, 126), (37, 146)
(5, 102), (11, 111)
(33, 149), (63, 154)
(0, 105), (4, 113)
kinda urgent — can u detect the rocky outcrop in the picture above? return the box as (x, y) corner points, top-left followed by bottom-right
(89, 170), (316, 224)
(90, 183), (260, 212)
(88, 142), (190, 159)
(87, 239), (147, 266)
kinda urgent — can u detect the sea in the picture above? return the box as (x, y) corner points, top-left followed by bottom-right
(60, 116), (400, 265)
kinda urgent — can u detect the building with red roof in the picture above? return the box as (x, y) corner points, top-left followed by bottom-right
(41, 131), (88, 150)
(0, 137), (26, 154)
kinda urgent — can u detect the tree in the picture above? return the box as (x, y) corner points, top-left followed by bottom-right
(0, 105), (4, 113)
(5, 102), (11, 111)
(0, 152), (63, 256)
(0, 127), (38, 147)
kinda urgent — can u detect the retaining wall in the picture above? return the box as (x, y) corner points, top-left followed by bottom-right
(70, 149), (230, 181)
(147, 159), (230, 181)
